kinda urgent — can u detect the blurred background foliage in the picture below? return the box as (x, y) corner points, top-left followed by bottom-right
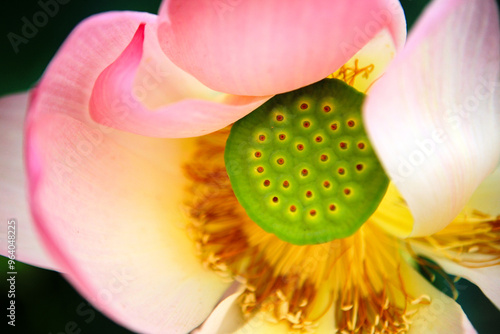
(1, 0), (499, 333)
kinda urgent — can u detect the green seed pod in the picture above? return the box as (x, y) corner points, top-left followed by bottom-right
(225, 78), (389, 245)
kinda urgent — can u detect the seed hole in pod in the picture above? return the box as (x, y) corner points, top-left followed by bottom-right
(283, 180), (290, 188)
(340, 142), (347, 150)
(329, 204), (336, 211)
(303, 121), (311, 128)
(276, 115), (284, 121)
(258, 135), (266, 141)
(272, 196), (279, 203)
(315, 136), (323, 143)
(310, 210), (317, 216)
(277, 158), (285, 165)
(357, 142), (365, 149)
(323, 105), (331, 112)
(301, 169), (309, 177)
(331, 123), (338, 131)
(320, 154), (328, 162)
(306, 190), (313, 198)
(264, 180), (271, 187)
(323, 181), (331, 188)
(255, 151), (262, 158)
(300, 103), (308, 110)
(338, 168), (345, 175)
(344, 188), (351, 195)
(290, 205), (297, 212)
(257, 166), (264, 173)
(347, 120), (355, 127)
(356, 164), (364, 171)
(297, 144), (304, 151)
(279, 134), (286, 140)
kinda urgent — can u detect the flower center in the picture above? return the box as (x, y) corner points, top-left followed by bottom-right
(224, 78), (389, 245)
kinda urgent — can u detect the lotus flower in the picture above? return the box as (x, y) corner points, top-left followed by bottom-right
(1, 0), (499, 333)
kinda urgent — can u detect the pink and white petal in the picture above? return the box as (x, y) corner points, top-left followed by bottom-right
(401, 261), (476, 334)
(467, 164), (500, 216)
(195, 292), (290, 334)
(90, 23), (270, 138)
(158, 0), (406, 96)
(197, 284), (337, 333)
(26, 12), (231, 333)
(195, 288), (246, 334)
(409, 242), (500, 310)
(364, 0), (500, 237)
(0, 92), (56, 270)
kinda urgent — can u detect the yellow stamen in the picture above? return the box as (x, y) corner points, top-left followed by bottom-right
(183, 128), (435, 333)
(329, 59), (375, 87)
(410, 210), (500, 269)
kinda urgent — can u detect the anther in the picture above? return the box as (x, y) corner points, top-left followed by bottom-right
(315, 136), (323, 143)
(306, 191), (312, 198)
(344, 188), (351, 195)
(283, 180), (290, 188)
(309, 210), (317, 216)
(329, 204), (336, 211)
(320, 154), (328, 162)
(323, 105), (331, 112)
(290, 205), (297, 212)
(357, 142), (365, 149)
(338, 168), (345, 175)
(255, 152), (262, 158)
(272, 196), (279, 203)
(347, 120), (355, 127)
(277, 158), (285, 165)
(297, 144), (304, 151)
(340, 142), (347, 149)
(301, 169), (309, 176)
(279, 134), (286, 140)
(264, 180), (271, 187)
(257, 166), (264, 173)
(303, 121), (310, 128)
(259, 135), (266, 141)
(323, 181), (331, 188)
(356, 164), (364, 171)
(276, 115), (284, 121)
(331, 123), (338, 131)
(300, 103), (308, 110)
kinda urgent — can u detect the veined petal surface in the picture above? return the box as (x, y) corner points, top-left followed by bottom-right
(364, 0), (500, 237)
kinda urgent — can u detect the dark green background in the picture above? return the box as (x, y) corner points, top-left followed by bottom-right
(1, 0), (499, 333)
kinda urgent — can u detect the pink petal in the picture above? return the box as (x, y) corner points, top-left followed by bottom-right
(364, 0), (500, 237)
(0, 92), (56, 270)
(197, 285), (337, 333)
(90, 22), (270, 138)
(157, 0), (406, 96)
(26, 12), (231, 333)
(401, 261), (476, 334)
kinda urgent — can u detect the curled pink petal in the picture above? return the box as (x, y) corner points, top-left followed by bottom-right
(90, 22), (270, 138)
(364, 0), (500, 237)
(26, 12), (231, 333)
(158, 0), (406, 96)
